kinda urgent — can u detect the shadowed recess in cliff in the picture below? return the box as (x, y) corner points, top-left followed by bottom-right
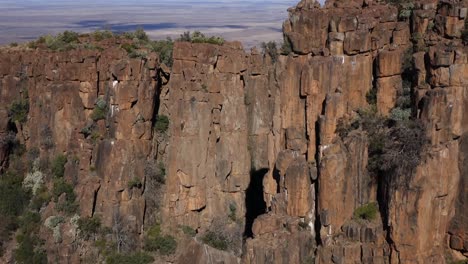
(244, 168), (268, 238)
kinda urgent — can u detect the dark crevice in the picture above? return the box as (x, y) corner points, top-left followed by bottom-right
(151, 69), (165, 127)
(273, 167), (281, 194)
(91, 185), (100, 217)
(244, 168), (268, 238)
(313, 119), (322, 247)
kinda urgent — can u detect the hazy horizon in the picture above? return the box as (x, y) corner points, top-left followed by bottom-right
(0, 0), (303, 48)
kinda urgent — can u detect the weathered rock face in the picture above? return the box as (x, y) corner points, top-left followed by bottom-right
(0, 46), (160, 262)
(0, 0), (467, 263)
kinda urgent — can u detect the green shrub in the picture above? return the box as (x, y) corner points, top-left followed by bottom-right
(15, 211), (47, 264)
(84, 43), (104, 51)
(106, 252), (154, 264)
(180, 225), (196, 237)
(201, 231), (229, 251)
(148, 38), (174, 66)
(145, 235), (177, 255)
(366, 88), (377, 106)
(343, 105), (427, 181)
(353, 202), (378, 221)
(178, 31), (224, 45)
(60, 31), (79, 43)
(51, 154), (67, 178)
(398, 3), (414, 20)
(0, 171), (31, 217)
(9, 99), (29, 123)
(14, 234), (47, 264)
(78, 216), (101, 239)
(144, 223), (177, 255)
(30, 186), (51, 211)
(228, 203), (237, 222)
(18, 211), (41, 234)
(134, 28), (149, 42)
(52, 178), (78, 214)
(154, 115), (169, 133)
(261, 41), (278, 62)
(128, 178), (143, 189)
(128, 50), (148, 59)
(92, 30), (114, 41)
(52, 178), (73, 201)
(10, 42), (18, 47)
(36, 31), (80, 51)
(91, 98), (108, 121)
(390, 107), (411, 122)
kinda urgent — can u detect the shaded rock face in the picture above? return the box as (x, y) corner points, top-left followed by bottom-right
(0, 0), (467, 264)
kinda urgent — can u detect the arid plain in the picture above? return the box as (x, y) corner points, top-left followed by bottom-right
(0, 0), (298, 48)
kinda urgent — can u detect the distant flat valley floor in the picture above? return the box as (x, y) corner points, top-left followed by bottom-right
(0, 0), (298, 49)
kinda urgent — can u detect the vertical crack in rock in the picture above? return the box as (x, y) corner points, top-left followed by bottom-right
(244, 168), (268, 238)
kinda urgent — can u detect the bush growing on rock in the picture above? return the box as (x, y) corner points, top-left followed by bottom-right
(51, 154), (67, 178)
(128, 178), (143, 189)
(106, 252), (154, 264)
(78, 216), (101, 239)
(35, 31), (80, 51)
(0, 171), (31, 218)
(180, 225), (196, 237)
(91, 98), (108, 121)
(15, 211), (47, 264)
(144, 223), (177, 255)
(154, 115), (170, 133)
(92, 30), (114, 41)
(261, 41), (278, 62)
(52, 178), (78, 214)
(178, 31), (224, 45)
(338, 105), (427, 181)
(201, 231), (229, 251)
(353, 202), (378, 221)
(201, 218), (242, 253)
(147, 38), (174, 66)
(9, 98), (29, 123)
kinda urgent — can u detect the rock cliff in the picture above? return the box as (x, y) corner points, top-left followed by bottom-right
(0, 0), (467, 263)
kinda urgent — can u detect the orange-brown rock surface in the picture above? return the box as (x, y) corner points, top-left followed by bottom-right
(0, 0), (467, 263)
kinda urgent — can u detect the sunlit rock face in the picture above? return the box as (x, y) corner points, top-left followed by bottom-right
(0, 0), (467, 263)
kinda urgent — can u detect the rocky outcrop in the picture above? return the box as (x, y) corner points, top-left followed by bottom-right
(0, 0), (467, 263)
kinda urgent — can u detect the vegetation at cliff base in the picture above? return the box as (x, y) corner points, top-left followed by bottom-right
(144, 223), (177, 255)
(106, 252), (154, 264)
(201, 231), (229, 251)
(180, 225), (196, 237)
